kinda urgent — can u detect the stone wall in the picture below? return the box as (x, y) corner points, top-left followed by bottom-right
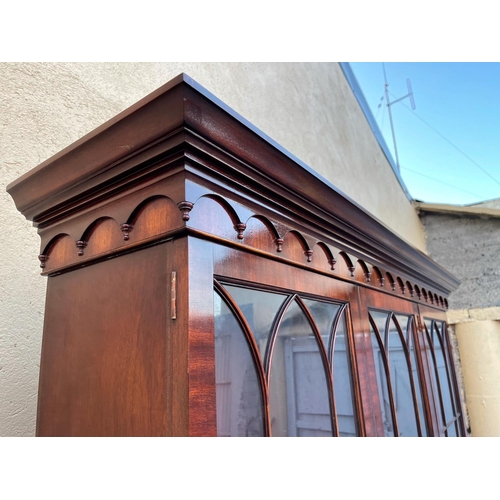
(420, 213), (500, 310)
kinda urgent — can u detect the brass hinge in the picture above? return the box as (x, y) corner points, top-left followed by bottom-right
(171, 271), (177, 320)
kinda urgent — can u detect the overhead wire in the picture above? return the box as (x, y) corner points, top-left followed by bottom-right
(370, 65), (488, 201)
(372, 89), (478, 198)
(400, 166), (484, 200)
(389, 90), (500, 188)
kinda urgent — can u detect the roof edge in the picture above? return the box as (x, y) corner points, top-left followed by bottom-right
(414, 201), (500, 218)
(339, 62), (413, 202)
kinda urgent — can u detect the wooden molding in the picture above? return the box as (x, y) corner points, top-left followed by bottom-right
(7, 73), (459, 299)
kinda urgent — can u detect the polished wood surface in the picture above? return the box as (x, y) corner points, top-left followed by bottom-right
(37, 243), (170, 436)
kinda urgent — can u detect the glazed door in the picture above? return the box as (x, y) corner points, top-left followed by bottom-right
(210, 243), (462, 437)
(283, 335), (332, 436)
(417, 304), (466, 437)
(355, 288), (429, 436)
(212, 245), (362, 437)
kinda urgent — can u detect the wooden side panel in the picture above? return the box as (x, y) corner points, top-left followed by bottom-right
(37, 243), (170, 436)
(165, 238), (188, 436)
(165, 236), (216, 436)
(187, 237), (216, 436)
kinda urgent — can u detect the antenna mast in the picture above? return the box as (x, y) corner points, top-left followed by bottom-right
(382, 63), (416, 172)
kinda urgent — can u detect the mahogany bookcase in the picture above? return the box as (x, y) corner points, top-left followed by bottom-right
(7, 74), (465, 437)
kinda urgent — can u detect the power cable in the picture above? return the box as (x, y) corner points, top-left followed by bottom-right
(370, 63), (486, 201)
(390, 91), (500, 188)
(400, 165), (483, 200)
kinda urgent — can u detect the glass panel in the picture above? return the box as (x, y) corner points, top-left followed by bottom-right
(214, 291), (264, 437)
(269, 300), (332, 437)
(433, 322), (458, 436)
(388, 315), (419, 437)
(424, 318), (433, 333)
(223, 284), (288, 362)
(332, 312), (357, 436)
(371, 311), (390, 347)
(369, 311), (394, 436)
(440, 322), (462, 436)
(446, 420), (458, 437)
(302, 299), (341, 351)
(403, 316), (428, 436)
(439, 322), (459, 411)
(423, 320), (446, 435)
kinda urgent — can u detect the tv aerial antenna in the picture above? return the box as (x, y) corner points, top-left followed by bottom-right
(379, 63), (416, 172)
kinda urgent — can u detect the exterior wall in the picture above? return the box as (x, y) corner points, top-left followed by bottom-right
(1, 62), (425, 436)
(420, 213), (500, 310)
(421, 211), (500, 436)
(469, 198), (500, 209)
(455, 320), (500, 436)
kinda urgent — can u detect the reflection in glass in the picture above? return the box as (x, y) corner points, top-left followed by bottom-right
(302, 299), (341, 350)
(424, 320), (446, 435)
(387, 315), (418, 437)
(332, 313), (357, 436)
(223, 285), (287, 363)
(303, 299), (357, 436)
(432, 322), (458, 436)
(369, 311), (394, 436)
(214, 291), (264, 437)
(269, 300), (332, 437)
(400, 315), (427, 436)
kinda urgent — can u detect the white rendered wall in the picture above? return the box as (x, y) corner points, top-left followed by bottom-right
(455, 320), (500, 436)
(0, 63), (425, 436)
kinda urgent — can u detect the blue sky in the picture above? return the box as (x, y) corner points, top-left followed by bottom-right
(349, 63), (500, 205)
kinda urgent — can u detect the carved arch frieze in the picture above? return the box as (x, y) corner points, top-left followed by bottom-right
(280, 229), (312, 264)
(242, 215), (281, 254)
(338, 251), (356, 278)
(34, 189), (448, 308)
(188, 194), (248, 242)
(371, 266), (384, 287)
(385, 272), (396, 291)
(396, 277), (406, 295)
(79, 217), (123, 258)
(311, 242), (336, 271)
(38, 193), (184, 272)
(356, 259), (372, 283)
(40, 234), (76, 272)
(125, 195), (181, 243)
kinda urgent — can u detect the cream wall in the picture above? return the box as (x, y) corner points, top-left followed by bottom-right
(454, 319), (500, 436)
(0, 62), (425, 436)
(448, 306), (500, 436)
